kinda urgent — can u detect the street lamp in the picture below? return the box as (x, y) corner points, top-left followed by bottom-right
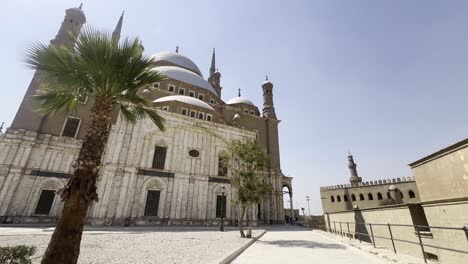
(220, 186), (226, 232)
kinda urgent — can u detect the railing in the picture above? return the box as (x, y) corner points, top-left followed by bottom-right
(327, 221), (468, 263)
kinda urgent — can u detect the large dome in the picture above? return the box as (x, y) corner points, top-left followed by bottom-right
(226, 97), (255, 106)
(152, 51), (202, 76)
(153, 95), (214, 111)
(152, 66), (217, 96)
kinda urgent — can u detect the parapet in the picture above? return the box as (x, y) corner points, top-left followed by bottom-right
(320, 176), (415, 191)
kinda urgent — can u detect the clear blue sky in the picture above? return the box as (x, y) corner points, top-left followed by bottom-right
(2, 0), (468, 215)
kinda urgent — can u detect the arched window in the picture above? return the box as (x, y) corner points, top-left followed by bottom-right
(387, 192), (391, 199)
(344, 195), (348, 202)
(400, 192), (404, 199)
(408, 190), (416, 199)
(351, 194), (356, 201)
(359, 194), (365, 201)
(337, 195), (341, 202)
(377, 192), (383, 200)
(331, 196), (335, 203)
(368, 193), (374, 200)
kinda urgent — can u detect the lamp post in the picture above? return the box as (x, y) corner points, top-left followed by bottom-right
(220, 186), (226, 232)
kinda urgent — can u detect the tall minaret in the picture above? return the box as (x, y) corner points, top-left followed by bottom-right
(11, 5), (86, 131)
(112, 11), (124, 40)
(208, 48), (222, 97)
(262, 76), (277, 119)
(348, 152), (362, 187)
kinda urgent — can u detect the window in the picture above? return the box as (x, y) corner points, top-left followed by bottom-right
(144, 190), (161, 216)
(61, 117), (81, 138)
(331, 196), (335, 203)
(351, 194), (356, 201)
(400, 192), (404, 199)
(178, 88), (185, 95)
(181, 108), (188, 116)
(250, 110), (255, 115)
(198, 94), (204, 101)
(190, 110), (196, 118)
(210, 99), (215, 104)
(153, 83), (160, 88)
(218, 156), (228, 176)
(387, 192), (392, 199)
(206, 114), (212, 121)
(198, 112), (204, 120)
(162, 106), (169, 111)
(34, 190), (55, 215)
(344, 195), (348, 202)
(359, 194), (365, 201)
(368, 193), (374, 200)
(408, 190), (416, 199)
(216, 195), (227, 218)
(377, 192), (383, 200)
(77, 94), (88, 104)
(152, 146), (167, 169)
(189, 91), (195, 97)
(244, 109), (249, 113)
(189, 149), (200, 158)
(168, 85), (175, 92)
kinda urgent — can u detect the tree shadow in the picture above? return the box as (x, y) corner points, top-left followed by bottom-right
(258, 239), (346, 249)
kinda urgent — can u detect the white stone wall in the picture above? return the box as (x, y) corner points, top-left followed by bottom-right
(0, 111), (279, 225)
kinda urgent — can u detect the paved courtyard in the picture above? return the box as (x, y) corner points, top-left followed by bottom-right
(233, 226), (390, 264)
(0, 226), (263, 264)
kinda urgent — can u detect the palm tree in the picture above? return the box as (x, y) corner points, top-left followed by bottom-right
(25, 27), (166, 264)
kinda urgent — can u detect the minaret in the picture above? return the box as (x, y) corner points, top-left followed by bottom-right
(262, 76), (277, 119)
(208, 48), (222, 97)
(112, 11), (124, 40)
(11, 5), (86, 131)
(348, 152), (362, 187)
(50, 4), (86, 47)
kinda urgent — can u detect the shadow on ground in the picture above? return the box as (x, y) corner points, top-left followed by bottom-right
(257, 239), (346, 249)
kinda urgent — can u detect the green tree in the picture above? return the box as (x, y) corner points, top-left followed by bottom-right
(223, 139), (272, 237)
(25, 27), (166, 264)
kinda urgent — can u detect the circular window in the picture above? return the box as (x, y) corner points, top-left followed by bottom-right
(189, 149), (200, 158)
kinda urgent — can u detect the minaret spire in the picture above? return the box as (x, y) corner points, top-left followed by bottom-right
(238, 88), (241, 97)
(348, 152), (362, 187)
(112, 11), (124, 40)
(210, 48), (216, 77)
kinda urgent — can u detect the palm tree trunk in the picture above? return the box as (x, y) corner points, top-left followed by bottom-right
(239, 206), (247, 238)
(41, 97), (113, 264)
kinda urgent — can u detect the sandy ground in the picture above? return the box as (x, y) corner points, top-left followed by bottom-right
(0, 226), (263, 264)
(233, 226), (392, 264)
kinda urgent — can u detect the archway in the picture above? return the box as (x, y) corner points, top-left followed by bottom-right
(282, 185), (294, 224)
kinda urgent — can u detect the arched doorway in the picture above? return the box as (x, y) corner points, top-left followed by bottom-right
(282, 185), (294, 224)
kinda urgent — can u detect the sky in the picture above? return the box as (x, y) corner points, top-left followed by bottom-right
(1, 0), (468, 215)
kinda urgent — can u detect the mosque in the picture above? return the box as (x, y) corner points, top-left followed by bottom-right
(0, 5), (293, 226)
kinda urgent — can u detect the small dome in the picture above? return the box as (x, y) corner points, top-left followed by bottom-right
(152, 51), (202, 76)
(233, 113), (241, 120)
(226, 97), (255, 106)
(68, 7), (86, 18)
(388, 185), (397, 191)
(152, 66), (217, 96)
(153, 95), (214, 111)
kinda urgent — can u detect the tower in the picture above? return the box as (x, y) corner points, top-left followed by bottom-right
(208, 49), (222, 97)
(11, 5), (86, 131)
(348, 152), (362, 187)
(112, 11), (124, 40)
(262, 76), (277, 119)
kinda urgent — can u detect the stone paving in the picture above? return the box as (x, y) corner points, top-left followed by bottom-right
(0, 225), (264, 264)
(233, 226), (396, 264)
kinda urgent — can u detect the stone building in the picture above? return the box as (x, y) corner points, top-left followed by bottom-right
(321, 146), (468, 263)
(0, 5), (293, 226)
